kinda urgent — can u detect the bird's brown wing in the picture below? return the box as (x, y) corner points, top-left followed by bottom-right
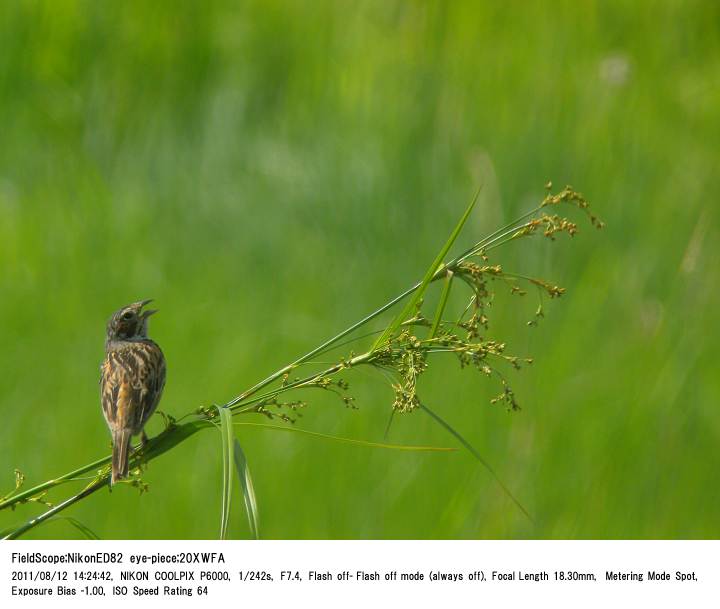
(101, 341), (166, 434)
(134, 340), (166, 429)
(101, 356), (126, 430)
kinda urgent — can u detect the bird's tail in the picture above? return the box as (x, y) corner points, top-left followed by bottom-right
(111, 429), (133, 484)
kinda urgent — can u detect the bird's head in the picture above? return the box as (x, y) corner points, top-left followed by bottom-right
(106, 299), (158, 342)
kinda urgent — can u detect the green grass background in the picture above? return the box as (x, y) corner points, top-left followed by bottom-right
(1, 0), (718, 539)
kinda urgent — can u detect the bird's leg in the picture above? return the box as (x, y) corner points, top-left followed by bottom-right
(129, 432), (150, 475)
(130, 432), (149, 456)
(155, 410), (176, 431)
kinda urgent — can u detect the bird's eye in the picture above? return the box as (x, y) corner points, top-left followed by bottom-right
(122, 311), (135, 320)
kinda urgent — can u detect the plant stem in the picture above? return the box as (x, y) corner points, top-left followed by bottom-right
(222, 209), (541, 411)
(1, 200), (557, 538)
(0, 353), (373, 533)
(0, 456), (110, 511)
(3, 479), (108, 540)
(0, 219), (533, 517)
(223, 285), (420, 410)
(1, 420), (208, 513)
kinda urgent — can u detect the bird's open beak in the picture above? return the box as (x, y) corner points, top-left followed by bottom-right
(133, 299), (157, 317)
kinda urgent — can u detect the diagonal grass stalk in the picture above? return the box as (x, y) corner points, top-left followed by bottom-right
(1, 186), (600, 539)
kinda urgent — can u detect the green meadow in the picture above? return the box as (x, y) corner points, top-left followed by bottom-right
(1, 1), (718, 539)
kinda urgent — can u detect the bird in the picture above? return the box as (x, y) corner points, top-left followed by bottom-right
(101, 299), (166, 484)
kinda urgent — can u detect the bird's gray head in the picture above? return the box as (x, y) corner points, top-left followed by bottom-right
(106, 299), (158, 343)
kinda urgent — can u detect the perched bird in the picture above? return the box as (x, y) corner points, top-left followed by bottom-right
(101, 300), (166, 484)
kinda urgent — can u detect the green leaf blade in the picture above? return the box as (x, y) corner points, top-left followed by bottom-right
(53, 517), (101, 540)
(429, 270), (454, 338)
(217, 406), (235, 540)
(234, 421), (457, 452)
(372, 188), (480, 350)
(420, 402), (533, 523)
(233, 439), (259, 540)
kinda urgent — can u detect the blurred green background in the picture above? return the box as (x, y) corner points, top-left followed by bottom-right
(1, 0), (718, 539)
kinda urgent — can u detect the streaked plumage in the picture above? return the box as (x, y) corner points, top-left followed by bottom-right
(101, 300), (166, 484)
